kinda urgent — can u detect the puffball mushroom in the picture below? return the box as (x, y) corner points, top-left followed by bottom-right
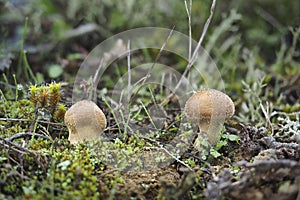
(184, 89), (235, 146)
(64, 100), (107, 144)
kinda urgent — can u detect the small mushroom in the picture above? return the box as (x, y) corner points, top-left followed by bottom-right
(184, 89), (235, 146)
(64, 100), (107, 144)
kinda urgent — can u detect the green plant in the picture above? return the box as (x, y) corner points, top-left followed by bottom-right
(237, 73), (274, 127)
(28, 82), (65, 122)
(195, 127), (240, 160)
(0, 99), (35, 138)
(53, 103), (66, 122)
(48, 82), (62, 114)
(17, 17), (36, 82)
(12, 74), (24, 101)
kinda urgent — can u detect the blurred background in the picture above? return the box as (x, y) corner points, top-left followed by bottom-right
(0, 0), (299, 84)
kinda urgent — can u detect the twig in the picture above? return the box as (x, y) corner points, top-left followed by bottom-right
(62, 23), (99, 39)
(129, 27), (175, 103)
(150, 146), (193, 171)
(0, 117), (65, 127)
(139, 100), (157, 130)
(191, 0), (216, 65)
(162, 0), (217, 105)
(0, 117), (31, 122)
(127, 40), (131, 102)
(0, 137), (34, 154)
(184, 0), (193, 61)
(99, 94), (119, 108)
(256, 7), (283, 31)
(259, 101), (273, 134)
(93, 58), (104, 101)
(102, 96), (122, 134)
(4, 132), (50, 142)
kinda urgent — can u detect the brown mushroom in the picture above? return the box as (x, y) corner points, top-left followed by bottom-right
(184, 89), (235, 146)
(64, 100), (107, 144)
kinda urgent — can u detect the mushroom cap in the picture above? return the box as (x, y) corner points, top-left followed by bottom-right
(184, 89), (235, 121)
(64, 100), (107, 143)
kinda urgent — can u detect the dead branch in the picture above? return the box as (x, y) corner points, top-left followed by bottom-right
(4, 132), (50, 142)
(162, 0), (217, 105)
(0, 137), (35, 155)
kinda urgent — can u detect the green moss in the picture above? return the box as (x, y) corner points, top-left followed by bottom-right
(0, 99), (35, 137)
(5, 144), (100, 199)
(28, 137), (52, 150)
(0, 99), (34, 119)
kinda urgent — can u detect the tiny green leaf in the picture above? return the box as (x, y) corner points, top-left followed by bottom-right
(48, 64), (63, 78)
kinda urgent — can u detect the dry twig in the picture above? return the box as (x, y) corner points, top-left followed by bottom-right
(4, 132), (50, 142)
(162, 0), (217, 105)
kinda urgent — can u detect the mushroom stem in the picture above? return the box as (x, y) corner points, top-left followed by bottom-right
(201, 120), (223, 146)
(194, 119), (223, 147)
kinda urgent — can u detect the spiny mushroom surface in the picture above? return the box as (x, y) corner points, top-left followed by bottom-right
(64, 100), (107, 144)
(184, 89), (235, 146)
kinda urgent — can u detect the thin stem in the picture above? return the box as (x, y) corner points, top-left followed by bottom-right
(129, 27), (175, 103)
(4, 132), (50, 142)
(150, 146), (193, 171)
(23, 50), (36, 82)
(0, 89), (7, 101)
(162, 0), (217, 105)
(127, 40), (131, 102)
(102, 96), (122, 134)
(184, 0), (193, 61)
(92, 58), (104, 101)
(139, 100), (157, 130)
(12, 74), (18, 101)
